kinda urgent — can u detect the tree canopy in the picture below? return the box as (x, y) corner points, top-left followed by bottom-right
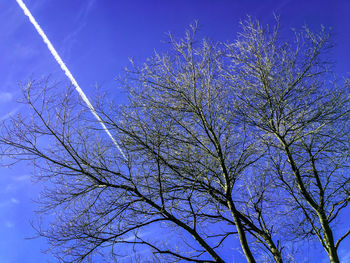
(1, 18), (349, 263)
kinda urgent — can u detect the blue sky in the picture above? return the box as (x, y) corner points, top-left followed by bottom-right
(0, 0), (349, 262)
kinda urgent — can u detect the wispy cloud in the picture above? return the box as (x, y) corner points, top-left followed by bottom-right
(0, 173), (31, 195)
(340, 249), (350, 263)
(0, 197), (20, 208)
(62, 0), (96, 57)
(0, 92), (13, 102)
(122, 230), (151, 242)
(13, 174), (31, 182)
(5, 221), (15, 228)
(13, 43), (38, 59)
(11, 198), (19, 204)
(75, 0), (96, 24)
(0, 106), (20, 121)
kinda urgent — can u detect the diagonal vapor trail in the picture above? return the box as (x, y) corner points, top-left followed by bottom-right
(15, 0), (126, 160)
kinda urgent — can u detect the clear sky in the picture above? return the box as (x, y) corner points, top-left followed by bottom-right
(0, 0), (349, 262)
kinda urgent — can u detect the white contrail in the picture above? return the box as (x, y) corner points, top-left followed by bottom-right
(15, 0), (126, 160)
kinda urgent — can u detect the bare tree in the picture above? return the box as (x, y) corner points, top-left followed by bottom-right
(0, 18), (349, 263)
(223, 17), (350, 263)
(109, 24), (288, 263)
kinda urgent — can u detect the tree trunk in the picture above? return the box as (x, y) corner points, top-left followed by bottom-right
(227, 200), (256, 263)
(263, 235), (283, 263)
(279, 137), (340, 263)
(318, 211), (340, 263)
